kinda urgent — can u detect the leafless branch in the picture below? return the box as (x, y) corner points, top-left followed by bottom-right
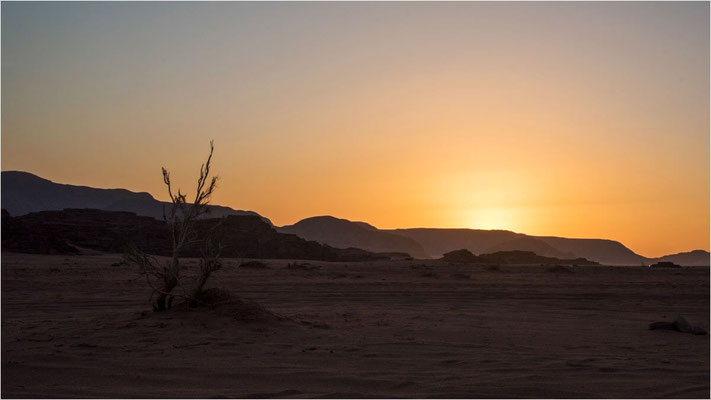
(124, 141), (224, 311)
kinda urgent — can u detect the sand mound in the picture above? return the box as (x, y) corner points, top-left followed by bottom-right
(143, 289), (287, 325)
(192, 287), (234, 305)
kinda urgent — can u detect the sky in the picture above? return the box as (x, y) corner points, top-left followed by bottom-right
(2, 2), (709, 257)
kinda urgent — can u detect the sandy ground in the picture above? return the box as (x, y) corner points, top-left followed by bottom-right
(2, 252), (708, 398)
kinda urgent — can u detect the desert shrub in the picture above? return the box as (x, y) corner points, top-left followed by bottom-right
(286, 262), (319, 271)
(547, 265), (573, 273)
(125, 141), (223, 311)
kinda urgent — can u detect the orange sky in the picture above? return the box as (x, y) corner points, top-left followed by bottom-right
(2, 2), (709, 257)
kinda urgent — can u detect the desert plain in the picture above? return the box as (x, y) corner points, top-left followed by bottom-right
(1, 252), (708, 398)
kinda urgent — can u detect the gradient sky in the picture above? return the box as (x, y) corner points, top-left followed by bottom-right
(2, 2), (709, 257)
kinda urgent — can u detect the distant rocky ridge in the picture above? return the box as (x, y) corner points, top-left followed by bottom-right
(440, 249), (598, 265)
(654, 250), (710, 266)
(278, 216), (427, 259)
(2, 171), (708, 265)
(482, 237), (576, 259)
(1, 209), (397, 261)
(290, 220), (709, 266)
(653, 251), (710, 267)
(1, 171), (271, 224)
(386, 228), (647, 265)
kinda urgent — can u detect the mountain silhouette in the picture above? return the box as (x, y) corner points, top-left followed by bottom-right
(279, 216), (427, 259)
(440, 249), (598, 265)
(532, 236), (646, 265)
(1, 171), (271, 224)
(387, 228), (524, 258)
(483, 237), (576, 259)
(3, 171), (707, 265)
(389, 228), (645, 265)
(282, 220), (650, 265)
(652, 250), (710, 266)
(1, 208), (395, 261)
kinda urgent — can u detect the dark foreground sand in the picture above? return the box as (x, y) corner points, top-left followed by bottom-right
(2, 252), (709, 398)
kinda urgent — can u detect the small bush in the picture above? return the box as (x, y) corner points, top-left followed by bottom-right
(547, 265), (573, 273)
(286, 262), (319, 271)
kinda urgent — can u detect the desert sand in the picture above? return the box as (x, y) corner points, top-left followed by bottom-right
(2, 252), (708, 398)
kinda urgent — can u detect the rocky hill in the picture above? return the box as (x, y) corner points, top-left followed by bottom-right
(391, 228), (645, 265)
(279, 216), (427, 258)
(440, 249), (598, 265)
(1, 208), (393, 261)
(1, 171), (270, 224)
(652, 250), (709, 266)
(3, 171), (706, 266)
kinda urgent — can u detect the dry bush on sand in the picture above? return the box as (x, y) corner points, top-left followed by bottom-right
(125, 141), (223, 311)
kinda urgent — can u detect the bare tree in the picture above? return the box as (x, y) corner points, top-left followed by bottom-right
(126, 141), (221, 311)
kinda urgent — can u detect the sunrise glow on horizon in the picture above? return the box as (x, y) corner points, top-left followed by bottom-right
(2, 2), (709, 258)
